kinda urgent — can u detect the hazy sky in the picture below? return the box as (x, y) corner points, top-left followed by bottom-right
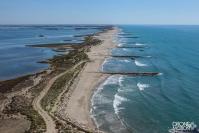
(0, 0), (199, 25)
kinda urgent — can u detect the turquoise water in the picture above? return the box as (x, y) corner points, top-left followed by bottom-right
(91, 25), (199, 133)
(0, 25), (103, 80)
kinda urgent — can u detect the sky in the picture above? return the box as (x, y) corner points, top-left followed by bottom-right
(0, 0), (199, 25)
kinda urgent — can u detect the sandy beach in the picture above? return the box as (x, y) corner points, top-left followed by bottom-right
(0, 26), (116, 133)
(66, 28), (118, 129)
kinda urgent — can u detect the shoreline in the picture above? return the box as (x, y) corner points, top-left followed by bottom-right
(89, 76), (110, 128)
(0, 26), (114, 133)
(0, 25), (112, 82)
(65, 27), (118, 130)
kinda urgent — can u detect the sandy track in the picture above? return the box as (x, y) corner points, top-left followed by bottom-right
(32, 61), (86, 133)
(32, 74), (61, 133)
(51, 61), (87, 113)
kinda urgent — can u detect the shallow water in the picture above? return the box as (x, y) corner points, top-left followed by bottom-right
(91, 25), (199, 133)
(0, 25), (102, 80)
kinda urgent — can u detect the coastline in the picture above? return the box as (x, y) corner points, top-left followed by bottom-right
(0, 26), (114, 133)
(65, 27), (118, 130)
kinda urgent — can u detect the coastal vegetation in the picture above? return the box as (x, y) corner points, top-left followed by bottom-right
(3, 96), (46, 133)
(39, 35), (103, 132)
(0, 31), (105, 133)
(0, 75), (32, 93)
(41, 53), (88, 112)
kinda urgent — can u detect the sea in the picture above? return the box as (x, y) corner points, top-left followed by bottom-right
(0, 25), (103, 80)
(91, 25), (199, 133)
(1, 25), (199, 133)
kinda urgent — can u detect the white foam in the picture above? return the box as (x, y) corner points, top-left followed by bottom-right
(135, 43), (145, 46)
(104, 75), (120, 85)
(137, 83), (150, 91)
(119, 38), (127, 43)
(90, 111), (100, 128)
(146, 56), (152, 58)
(101, 58), (110, 71)
(119, 76), (124, 87)
(123, 48), (129, 51)
(91, 76), (121, 114)
(92, 75), (121, 97)
(117, 43), (124, 47)
(91, 75), (129, 130)
(91, 75), (127, 116)
(113, 94), (128, 114)
(123, 59), (131, 63)
(158, 73), (163, 76)
(135, 60), (148, 66)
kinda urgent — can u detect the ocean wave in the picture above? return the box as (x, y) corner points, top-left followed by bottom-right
(123, 59), (131, 63)
(92, 75), (124, 104)
(104, 75), (121, 85)
(135, 43), (145, 46)
(137, 82), (150, 91)
(91, 75), (129, 132)
(101, 58), (109, 71)
(101, 75), (125, 88)
(119, 76), (125, 87)
(158, 73), (163, 76)
(91, 77), (116, 110)
(122, 48), (129, 51)
(117, 43), (124, 47)
(135, 60), (148, 66)
(92, 76), (122, 100)
(118, 38), (127, 43)
(91, 75), (124, 115)
(113, 94), (128, 114)
(146, 55), (152, 58)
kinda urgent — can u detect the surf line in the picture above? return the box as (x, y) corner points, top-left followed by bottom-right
(100, 30), (160, 77)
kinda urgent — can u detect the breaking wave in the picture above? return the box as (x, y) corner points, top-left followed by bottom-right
(123, 59), (131, 63)
(135, 60), (148, 66)
(101, 58), (109, 71)
(113, 94), (128, 114)
(135, 43), (145, 46)
(137, 82), (150, 91)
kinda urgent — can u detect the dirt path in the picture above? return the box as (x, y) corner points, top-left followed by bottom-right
(32, 28), (117, 132)
(32, 72), (70, 133)
(51, 61), (87, 113)
(32, 61), (86, 133)
(32, 75), (61, 133)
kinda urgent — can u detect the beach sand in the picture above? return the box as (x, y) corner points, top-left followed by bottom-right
(66, 28), (118, 129)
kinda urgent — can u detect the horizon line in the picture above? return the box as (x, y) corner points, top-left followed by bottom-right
(0, 23), (199, 26)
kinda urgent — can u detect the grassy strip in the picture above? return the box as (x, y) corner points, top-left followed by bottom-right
(3, 96), (46, 133)
(40, 36), (101, 111)
(23, 106), (46, 133)
(0, 70), (47, 94)
(55, 119), (93, 133)
(83, 36), (102, 46)
(49, 49), (88, 71)
(0, 75), (31, 93)
(41, 62), (86, 112)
